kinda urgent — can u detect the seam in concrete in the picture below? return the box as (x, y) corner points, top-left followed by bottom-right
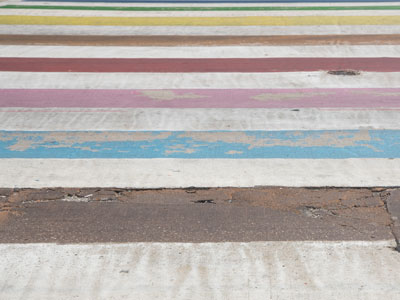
(381, 189), (400, 252)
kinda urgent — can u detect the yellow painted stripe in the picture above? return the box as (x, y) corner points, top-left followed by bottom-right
(0, 15), (399, 26)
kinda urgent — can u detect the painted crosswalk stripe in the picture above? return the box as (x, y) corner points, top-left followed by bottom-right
(4, 9), (400, 16)
(2, 15), (400, 25)
(1, 130), (399, 159)
(1, 88), (399, 108)
(7, 2), (400, 6)
(3, 4), (400, 10)
(1, 57), (398, 72)
(1, 34), (400, 45)
(19, 0), (400, 3)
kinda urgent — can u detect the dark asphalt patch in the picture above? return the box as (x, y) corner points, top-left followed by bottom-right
(0, 187), (396, 243)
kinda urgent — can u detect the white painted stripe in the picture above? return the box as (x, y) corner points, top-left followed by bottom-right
(2, 45), (400, 58)
(3, 1), (399, 7)
(1, 24), (399, 36)
(3, 9), (400, 16)
(1, 241), (399, 300)
(2, 108), (400, 131)
(1, 72), (398, 89)
(0, 158), (399, 188)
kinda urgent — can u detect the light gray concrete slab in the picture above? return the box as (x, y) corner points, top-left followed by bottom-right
(0, 241), (399, 300)
(1, 158), (400, 188)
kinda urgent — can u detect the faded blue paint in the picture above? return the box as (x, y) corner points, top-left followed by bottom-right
(0, 130), (399, 159)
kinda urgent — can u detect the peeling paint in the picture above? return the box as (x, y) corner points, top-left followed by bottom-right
(165, 148), (197, 155)
(177, 130), (377, 150)
(226, 150), (244, 155)
(164, 143), (198, 155)
(1, 132), (172, 152)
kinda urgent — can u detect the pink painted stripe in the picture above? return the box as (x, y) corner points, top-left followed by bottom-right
(1, 89), (400, 108)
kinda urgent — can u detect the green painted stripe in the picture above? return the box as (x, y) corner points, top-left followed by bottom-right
(1, 4), (400, 11)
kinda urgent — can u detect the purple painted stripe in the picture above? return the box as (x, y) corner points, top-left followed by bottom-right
(1, 89), (400, 108)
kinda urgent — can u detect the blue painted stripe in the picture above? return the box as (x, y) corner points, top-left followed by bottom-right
(23, 0), (400, 3)
(0, 130), (399, 159)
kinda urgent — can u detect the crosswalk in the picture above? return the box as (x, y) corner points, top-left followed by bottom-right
(1, 1), (400, 188)
(0, 0), (400, 299)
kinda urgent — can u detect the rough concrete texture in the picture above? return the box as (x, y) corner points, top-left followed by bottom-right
(1, 241), (399, 300)
(0, 187), (397, 244)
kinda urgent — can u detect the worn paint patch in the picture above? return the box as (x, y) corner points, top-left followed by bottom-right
(226, 150), (244, 155)
(252, 91), (335, 101)
(0, 130), (397, 159)
(177, 130), (376, 149)
(350, 89), (400, 97)
(140, 90), (206, 101)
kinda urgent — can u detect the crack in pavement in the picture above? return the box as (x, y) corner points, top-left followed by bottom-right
(382, 190), (400, 252)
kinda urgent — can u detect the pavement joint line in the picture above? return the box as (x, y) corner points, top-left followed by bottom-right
(384, 189), (400, 252)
